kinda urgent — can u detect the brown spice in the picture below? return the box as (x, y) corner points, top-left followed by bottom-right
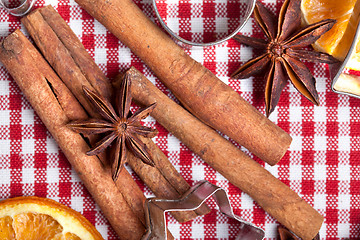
(232, 0), (338, 116)
(75, 0), (292, 166)
(21, 7), (111, 116)
(278, 226), (297, 240)
(67, 76), (158, 181)
(0, 30), (145, 239)
(22, 5), (208, 226)
(277, 226), (320, 240)
(125, 66), (324, 240)
(21, 6), (154, 226)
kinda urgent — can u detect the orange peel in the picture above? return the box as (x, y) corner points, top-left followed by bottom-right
(0, 196), (104, 240)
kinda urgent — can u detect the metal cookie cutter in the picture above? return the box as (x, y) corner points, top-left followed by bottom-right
(142, 180), (265, 240)
(152, 0), (256, 47)
(0, 0), (35, 16)
(330, 0), (360, 98)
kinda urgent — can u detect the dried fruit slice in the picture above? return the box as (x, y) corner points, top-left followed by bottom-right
(0, 196), (103, 240)
(0, 216), (15, 239)
(301, 0), (357, 59)
(334, 73), (360, 96)
(345, 32), (360, 71)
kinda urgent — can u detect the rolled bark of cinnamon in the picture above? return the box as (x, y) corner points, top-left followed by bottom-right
(21, 6), (111, 117)
(124, 67), (323, 240)
(21, 6), (150, 228)
(0, 30), (145, 240)
(74, 0), (292, 166)
(139, 137), (195, 195)
(22, 5), (208, 224)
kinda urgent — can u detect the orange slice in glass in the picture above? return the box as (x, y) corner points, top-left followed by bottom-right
(301, 0), (357, 59)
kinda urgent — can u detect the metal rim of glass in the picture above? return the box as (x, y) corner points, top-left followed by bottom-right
(152, 0), (256, 47)
(0, 0), (35, 16)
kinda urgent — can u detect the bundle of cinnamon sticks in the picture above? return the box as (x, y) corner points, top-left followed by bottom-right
(0, 30), (145, 239)
(21, 6), (210, 223)
(0, 5), (211, 240)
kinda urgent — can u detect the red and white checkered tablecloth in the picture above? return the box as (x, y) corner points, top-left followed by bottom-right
(0, 0), (360, 239)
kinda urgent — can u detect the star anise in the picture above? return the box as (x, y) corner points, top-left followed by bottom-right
(231, 0), (338, 116)
(67, 75), (158, 181)
(278, 226), (320, 240)
(278, 226), (297, 240)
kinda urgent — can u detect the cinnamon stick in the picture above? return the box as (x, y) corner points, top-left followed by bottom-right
(74, 0), (292, 166)
(21, 6), (150, 228)
(124, 67), (323, 240)
(0, 30), (145, 240)
(22, 5), (206, 224)
(21, 6), (111, 116)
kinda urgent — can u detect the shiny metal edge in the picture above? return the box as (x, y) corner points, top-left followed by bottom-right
(0, 0), (35, 16)
(142, 180), (265, 240)
(152, 0), (256, 47)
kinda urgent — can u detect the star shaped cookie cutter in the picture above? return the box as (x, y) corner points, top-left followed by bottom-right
(142, 180), (265, 240)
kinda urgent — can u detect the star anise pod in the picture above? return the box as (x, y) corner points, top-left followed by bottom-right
(231, 0), (338, 116)
(278, 226), (320, 240)
(278, 226), (297, 240)
(67, 75), (158, 181)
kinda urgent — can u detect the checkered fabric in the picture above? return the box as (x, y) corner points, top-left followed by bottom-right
(0, 0), (359, 239)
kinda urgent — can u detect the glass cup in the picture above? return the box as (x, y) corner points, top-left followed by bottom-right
(152, 0), (255, 47)
(0, 0), (35, 16)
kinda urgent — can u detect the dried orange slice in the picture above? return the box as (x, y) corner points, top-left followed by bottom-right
(345, 43), (360, 71)
(0, 196), (104, 240)
(301, 0), (357, 59)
